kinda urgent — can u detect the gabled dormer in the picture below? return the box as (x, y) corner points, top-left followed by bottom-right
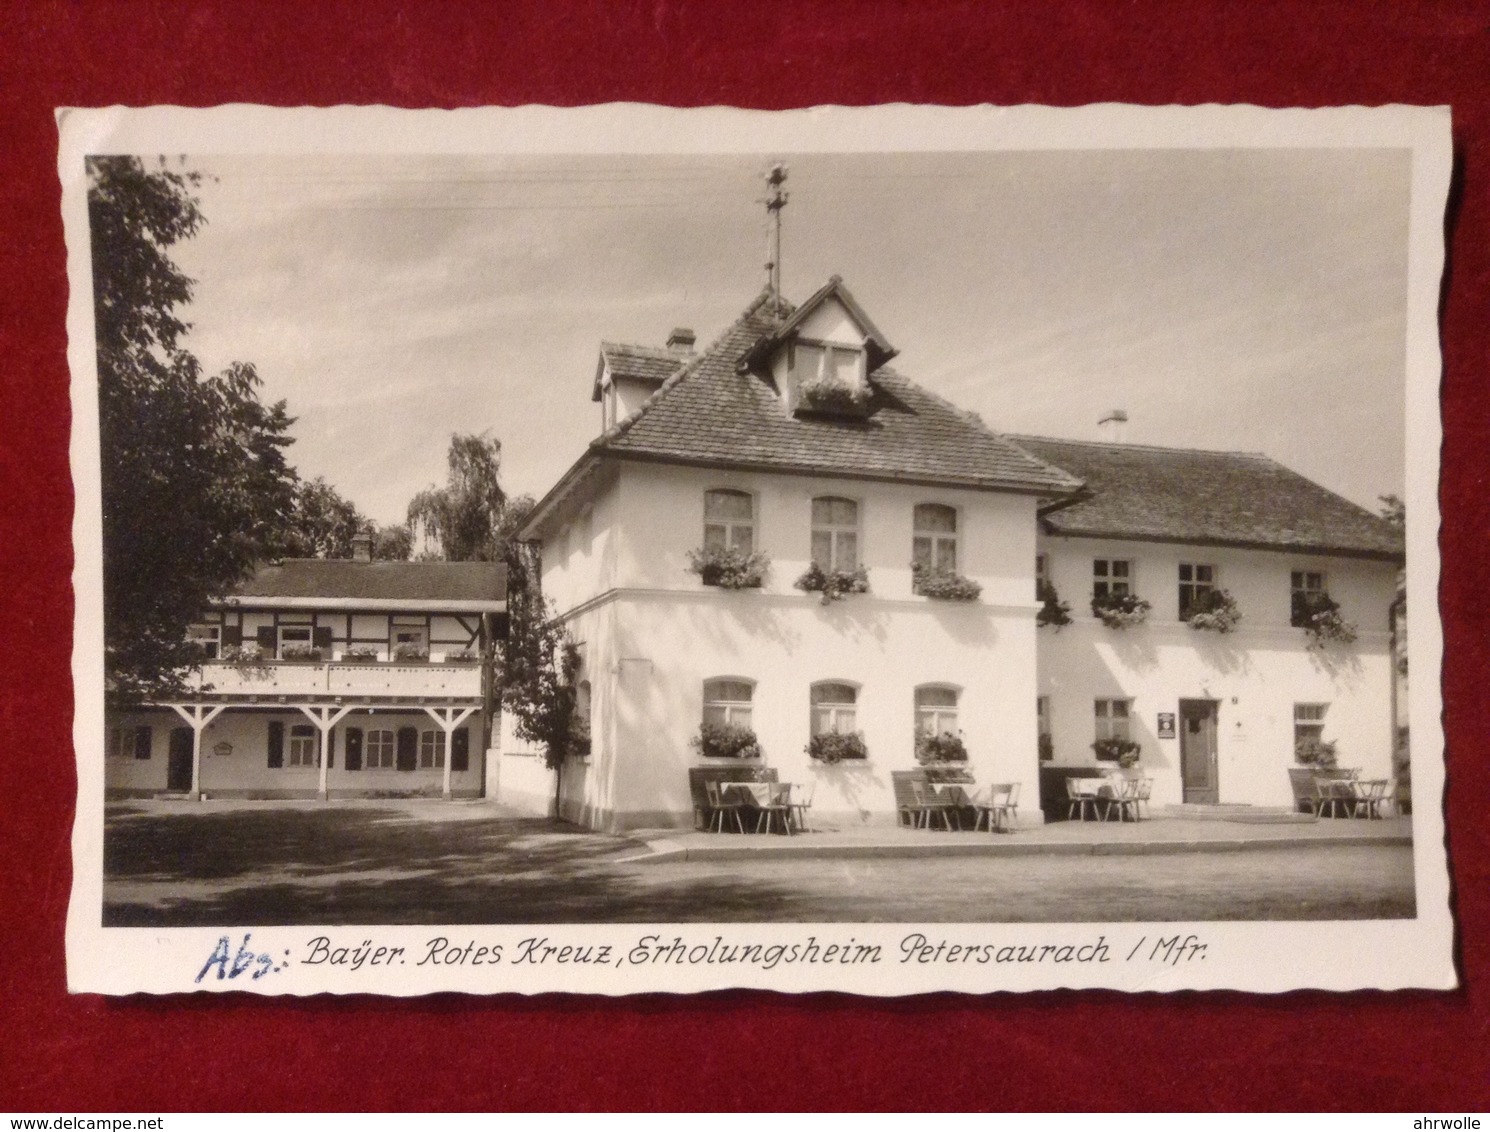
(738, 276), (897, 418)
(592, 330), (694, 432)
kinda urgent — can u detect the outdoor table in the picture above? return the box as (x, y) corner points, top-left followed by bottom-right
(723, 781), (794, 834)
(928, 783), (975, 830)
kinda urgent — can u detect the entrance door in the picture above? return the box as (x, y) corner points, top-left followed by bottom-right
(167, 727), (194, 793)
(1178, 700), (1219, 803)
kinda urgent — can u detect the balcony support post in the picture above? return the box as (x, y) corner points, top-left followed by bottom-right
(167, 703), (227, 799)
(423, 705), (478, 799)
(298, 704), (355, 799)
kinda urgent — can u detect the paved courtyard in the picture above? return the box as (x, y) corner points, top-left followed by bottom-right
(101, 798), (1416, 926)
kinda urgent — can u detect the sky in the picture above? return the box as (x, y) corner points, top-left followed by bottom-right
(164, 148), (1412, 525)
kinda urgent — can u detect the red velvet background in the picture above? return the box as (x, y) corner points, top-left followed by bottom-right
(2, 1), (1487, 1112)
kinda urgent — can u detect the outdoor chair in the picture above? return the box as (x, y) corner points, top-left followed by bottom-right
(1349, 778), (1390, 820)
(705, 780), (746, 834)
(752, 782), (794, 835)
(786, 780), (814, 833)
(973, 782), (1020, 833)
(910, 781), (959, 830)
(1107, 776), (1149, 822)
(1065, 776), (1105, 821)
(1311, 777), (1356, 819)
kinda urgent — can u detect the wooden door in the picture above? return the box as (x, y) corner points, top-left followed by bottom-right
(167, 727), (194, 792)
(1179, 700), (1219, 804)
(396, 726), (418, 772)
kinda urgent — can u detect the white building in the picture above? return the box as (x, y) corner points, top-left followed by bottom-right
(496, 276), (1402, 831)
(105, 547), (505, 800)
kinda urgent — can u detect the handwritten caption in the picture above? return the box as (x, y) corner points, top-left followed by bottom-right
(193, 930), (1208, 983)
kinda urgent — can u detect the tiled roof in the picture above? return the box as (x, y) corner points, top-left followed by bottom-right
(589, 287), (1083, 495)
(591, 342), (688, 400)
(1010, 436), (1405, 560)
(225, 560), (507, 605)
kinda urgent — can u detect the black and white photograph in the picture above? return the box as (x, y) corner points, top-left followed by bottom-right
(62, 103), (1452, 996)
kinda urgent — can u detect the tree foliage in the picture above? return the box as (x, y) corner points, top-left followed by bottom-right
(277, 476), (367, 559)
(407, 433), (531, 562)
(90, 156), (297, 702)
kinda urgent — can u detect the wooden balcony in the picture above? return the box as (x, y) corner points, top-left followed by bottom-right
(182, 660), (484, 703)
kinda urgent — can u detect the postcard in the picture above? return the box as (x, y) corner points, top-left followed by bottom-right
(62, 102), (1453, 995)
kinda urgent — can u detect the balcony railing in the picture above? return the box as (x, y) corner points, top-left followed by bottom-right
(184, 660), (483, 701)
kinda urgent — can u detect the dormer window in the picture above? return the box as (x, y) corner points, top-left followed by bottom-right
(790, 340), (863, 389)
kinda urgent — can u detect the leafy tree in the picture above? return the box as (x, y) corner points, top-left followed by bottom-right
(372, 522), (414, 562)
(278, 476), (368, 559)
(1378, 494), (1405, 531)
(90, 156), (297, 701)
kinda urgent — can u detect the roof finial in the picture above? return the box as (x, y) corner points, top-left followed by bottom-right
(763, 163), (788, 312)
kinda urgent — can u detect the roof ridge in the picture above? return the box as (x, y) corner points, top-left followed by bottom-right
(1008, 433), (1271, 460)
(878, 373), (1084, 492)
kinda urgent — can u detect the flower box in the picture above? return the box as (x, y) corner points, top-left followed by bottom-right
(912, 564), (981, 602)
(340, 647), (379, 663)
(1294, 738), (1339, 768)
(1185, 589), (1242, 633)
(443, 650), (480, 664)
(280, 644), (324, 662)
(796, 376), (870, 416)
(807, 731), (869, 763)
(691, 721), (763, 760)
(794, 562), (870, 604)
(687, 545), (769, 589)
(1091, 591), (1151, 629)
(1092, 737), (1142, 767)
(392, 644), (430, 663)
(1293, 592), (1358, 646)
(915, 730), (969, 764)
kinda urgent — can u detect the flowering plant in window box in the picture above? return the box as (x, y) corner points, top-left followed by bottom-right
(221, 643), (269, 672)
(911, 563), (981, 602)
(794, 562), (870, 604)
(1092, 737), (1142, 767)
(340, 646), (379, 663)
(392, 643), (430, 662)
(1091, 591), (1151, 629)
(1036, 580), (1072, 629)
(915, 730), (968, 764)
(1185, 589), (1242, 633)
(691, 721), (762, 760)
(443, 648), (480, 664)
(687, 545), (769, 589)
(568, 716), (592, 759)
(1292, 591), (1358, 646)
(1294, 738), (1339, 768)
(806, 731), (869, 763)
(797, 375), (870, 416)
(280, 643), (324, 662)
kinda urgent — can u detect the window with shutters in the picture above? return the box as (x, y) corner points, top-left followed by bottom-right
(419, 729), (446, 769)
(366, 728), (396, 769)
(810, 497), (860, 572)
(288, 724), (319, 767)
(107, 726), (151, 759)
(390, 616), (428, 656)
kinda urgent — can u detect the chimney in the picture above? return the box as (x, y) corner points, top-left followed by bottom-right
(351, 532), (373, 562)
(1098, 409), (1128, 443)
(666, 327), (696, 354)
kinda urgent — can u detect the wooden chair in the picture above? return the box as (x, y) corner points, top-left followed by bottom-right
(1350, 778), (1390, 819)
(911, 781), (958, 830)
(786, 780), (814, 833)
(1066, 776), (1104, 821)
(973, 782), (1020, 833)
(704, 780), (746, 834)
(753, 782), (794, 835)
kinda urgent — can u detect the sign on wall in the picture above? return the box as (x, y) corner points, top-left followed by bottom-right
(1157, 713), (1177, 740)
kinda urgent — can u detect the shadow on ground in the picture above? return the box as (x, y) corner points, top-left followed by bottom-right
(102, 804), (802, 926)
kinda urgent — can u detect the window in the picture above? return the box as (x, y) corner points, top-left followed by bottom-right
(1094, 699), (1132, 743)
(187, 623), (221, 659)
(914, 685), (959, 737)
(107, 727), (144, 759)
(1294, 703), (1328, 746)
(790, 340), (862, 388)
(602, 383), (617, 431)
(390, 617), (428, 654)
(811, 497), (859, 572)
(1291, 570), (1327, 626)
(366, 729), (395, 770)
(1037, 696), (1052, 761)
(288, 724), (318, 768)
(277, 623), (313, 658)
(1178, 563), (1216, 620)
(810, 682), (858, 736)
(912, 505), (958, 574)
(419, 729), (446, 769)
(703, 490), (755, 553)
(703, 679), (754, 728)
(1093, 559), (1132, 599)
(1036, 554), (1049, 597)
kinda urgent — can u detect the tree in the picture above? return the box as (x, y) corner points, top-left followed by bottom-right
(90, 156), (298, 701)
(1378, 494), (1405, 531)
(407, 433), (531, 562)
(278, 476), (368, 559)
(372, 522), (414, 562)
